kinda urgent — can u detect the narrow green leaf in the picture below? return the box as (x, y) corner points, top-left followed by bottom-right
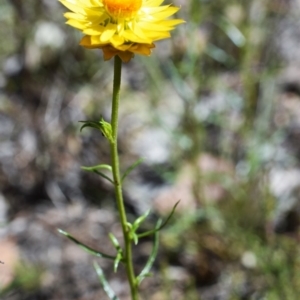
(126, 222), (132, 230)
(114, 252), (122, 273)
(81, 165), (114, 184)
(127, 210), (151, 245)
(58, 229), (115, 260)
(79, 121), (101, 132)
(132, 209), (150, 232)
(137, 200), (180, 238)
(108, 233), (121, 251)
(132, 233), (138, 245)
(93, 170), (114, 184)
(121, 158), (144, 182)
(108, 234), (123, 272)
(81, 164), (112, 172)
(93, 262), (119, 300)
(136, 219), (161, 285)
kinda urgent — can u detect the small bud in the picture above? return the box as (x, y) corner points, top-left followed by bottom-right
(79, 117), (114, 143)
(99, 118), (114, 143)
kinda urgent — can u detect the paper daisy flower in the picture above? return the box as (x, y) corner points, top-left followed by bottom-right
(59, 0), (184, 62)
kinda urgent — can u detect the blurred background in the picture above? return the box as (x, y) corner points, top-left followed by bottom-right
(1, 0), (300, 299)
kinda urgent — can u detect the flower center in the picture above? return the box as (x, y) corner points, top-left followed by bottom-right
(103, 0), (142, 19)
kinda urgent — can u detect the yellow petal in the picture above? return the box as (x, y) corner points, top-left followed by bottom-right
(110, 35), (125, 47)
(141, 5), (173, 15)
(100, 24), (117, 42)
(60, 0), (86, 14)
(156, 19), (186, 27)
(66, 19), (86, 30)
(151, 7), (180, 19)
(80, 36), (101, 48)
(83, 25), (105, 35)
(128, 22), (150, 40)
(144, 0), (165, 7)
(122, 30), (150, 44)
(64, 12), (86, 20)
(78, 0), (103, 7)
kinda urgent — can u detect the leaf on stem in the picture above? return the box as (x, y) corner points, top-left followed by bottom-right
(93, 261), (119, 300)
(131, 233), (138, 245)
(137, 200), (180, 239)
(109, 233), (121, 250)
(108, 233), (123, 272)
(132, 209), (150, 232)
(81, 165), (114, 184)
(129, 209), (151, 245)
(82, 164), (112, 172)
(79, 118), (113, 143)
(114, 252), (123, 273)
(136, 219), (161, 286)
(121, 158), (144, 182)
(58, 229), (115, 260)
(80, 120), (102, 132)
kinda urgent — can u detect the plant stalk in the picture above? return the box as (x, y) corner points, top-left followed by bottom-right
(110, 55), (138, 300)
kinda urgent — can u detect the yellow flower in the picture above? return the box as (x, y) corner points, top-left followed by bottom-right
(59, 0), (184, 62)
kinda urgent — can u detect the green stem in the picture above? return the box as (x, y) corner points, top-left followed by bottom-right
(110, 55), (138, 300)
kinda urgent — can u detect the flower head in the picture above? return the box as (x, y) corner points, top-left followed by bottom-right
(59, 0), (184, 62)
